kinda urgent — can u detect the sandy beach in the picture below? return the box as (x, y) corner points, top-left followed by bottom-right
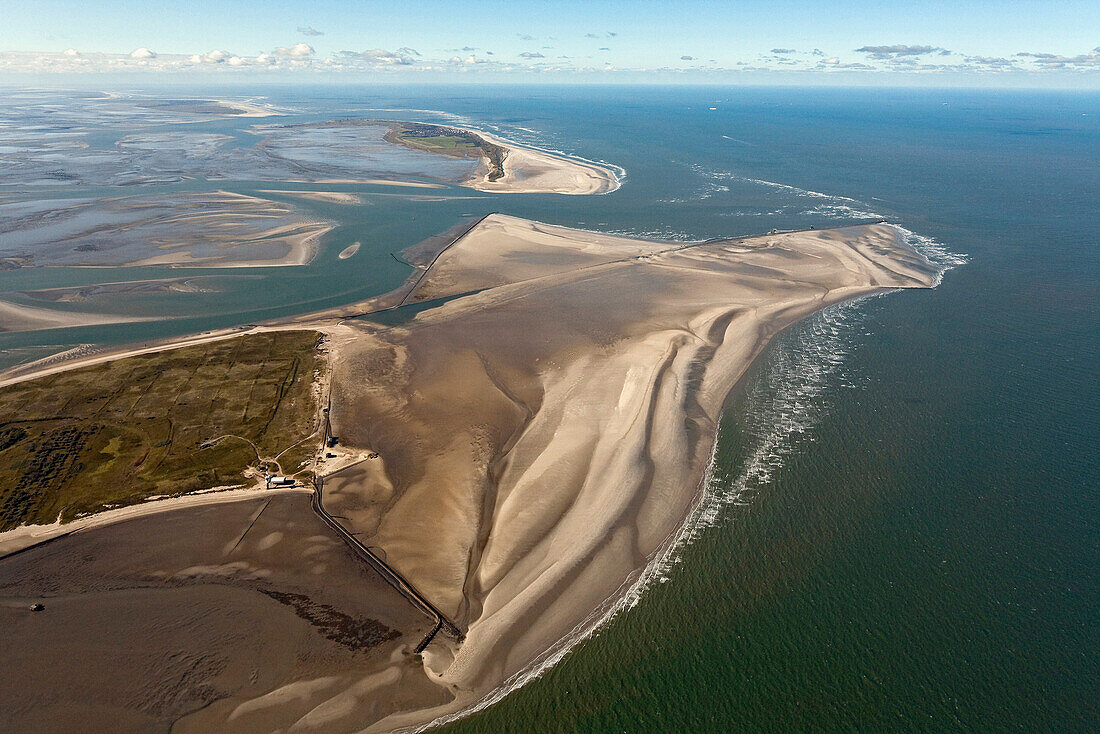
(0, 215), (939, 732)
(464, 130), (620, 195)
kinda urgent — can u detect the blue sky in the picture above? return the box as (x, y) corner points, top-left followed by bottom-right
(2, 0), (1098, 85)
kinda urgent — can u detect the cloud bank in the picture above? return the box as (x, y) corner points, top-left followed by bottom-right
(2, 39), (1098, 81)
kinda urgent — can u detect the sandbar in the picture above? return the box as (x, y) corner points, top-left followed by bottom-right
(338, 242), (362, 260)
(0, 298), (158, 334)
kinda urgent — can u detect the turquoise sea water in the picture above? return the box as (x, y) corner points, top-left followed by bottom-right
(2, 85), (1097, 730)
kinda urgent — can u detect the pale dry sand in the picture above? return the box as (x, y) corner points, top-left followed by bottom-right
(0, 217), (940, 733)
(338, 242), (362, 260)
(464, 131), (620, 195)
(410, 213), (668, 301)
(306, 218), (939, 731)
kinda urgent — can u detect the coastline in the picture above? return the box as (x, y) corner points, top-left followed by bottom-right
(0, 218), (940, 732)
(305, 219), (940, 731)
(463, 129), (621, 195)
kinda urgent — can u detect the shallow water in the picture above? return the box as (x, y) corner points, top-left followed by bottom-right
(1, 84), (1096, 730)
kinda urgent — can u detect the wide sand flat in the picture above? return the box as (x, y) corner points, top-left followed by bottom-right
(0, 216), (939, 732)
(314, 217), (939, 729)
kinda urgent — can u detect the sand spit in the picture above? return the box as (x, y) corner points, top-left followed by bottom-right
(0, 216), (940, 733)
(465, 130), (620, 195)
(219, 99), (283, 118)
(288, 218), (937, 731)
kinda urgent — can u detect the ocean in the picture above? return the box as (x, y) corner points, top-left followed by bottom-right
(1, 84), (1097, 730)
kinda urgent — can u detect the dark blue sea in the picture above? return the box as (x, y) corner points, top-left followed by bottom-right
(1, 84), (1096, 730)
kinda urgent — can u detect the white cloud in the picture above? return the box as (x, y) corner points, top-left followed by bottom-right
(1016, 49), (1100, 68)
(129, 48), (156, 59)
(449, 55), (488, 66)
(341, 48), (416, 65)
(856, 44), (945, 60)
(192, 49), (232, 64)
(63, 48), (79, 57)
(275, 42), (314, 58)
(297, 26), (324, 37)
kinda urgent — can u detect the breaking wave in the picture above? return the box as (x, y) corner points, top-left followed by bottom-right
(888, 224), (969, 286)
(415, 293), (903, 733)
(472, 121), (629, 189)
(687, 164), (889, 220)
(413, 164), (969, 734)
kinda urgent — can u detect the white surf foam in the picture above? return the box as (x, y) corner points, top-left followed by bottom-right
(412, 294), (894, 732)
(888, 224), (969, 282)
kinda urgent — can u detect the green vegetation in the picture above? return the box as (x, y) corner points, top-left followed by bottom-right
(384, 121), (507, 181)
(399, 134), (479, 151)
(0, 330), (322, 530)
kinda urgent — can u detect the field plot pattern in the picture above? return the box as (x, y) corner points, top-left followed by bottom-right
(0, 331), (320, 529)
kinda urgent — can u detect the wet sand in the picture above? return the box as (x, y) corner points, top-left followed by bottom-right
(0, 493), (439, 733)
(21, 277), (225, 304)
(0, 297), (159, 334)
(1, 191), (332, 269)
(0, 216), (939, 732)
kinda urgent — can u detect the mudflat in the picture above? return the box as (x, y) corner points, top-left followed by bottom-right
(0, 494), (438, 734)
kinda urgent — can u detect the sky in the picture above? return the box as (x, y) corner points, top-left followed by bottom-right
(1, 0), (1098, 86)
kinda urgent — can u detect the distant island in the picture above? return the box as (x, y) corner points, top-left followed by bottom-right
(292, 117), (621, 194)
